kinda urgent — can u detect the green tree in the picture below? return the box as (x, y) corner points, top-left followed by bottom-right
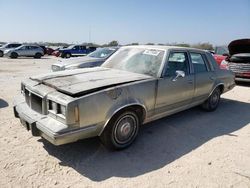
(108, 40), (119, 46)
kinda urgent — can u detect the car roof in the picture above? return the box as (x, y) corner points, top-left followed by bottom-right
(123, 45), (207, 53)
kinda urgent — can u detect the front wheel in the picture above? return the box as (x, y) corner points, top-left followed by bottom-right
(10, 52), (18, 59)
(201, 88), (221, 111)
(0, 50), (3, 57)
(100, 111), (140, 150)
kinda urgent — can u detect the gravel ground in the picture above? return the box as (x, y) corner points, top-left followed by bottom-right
(0, 57), (250, 188)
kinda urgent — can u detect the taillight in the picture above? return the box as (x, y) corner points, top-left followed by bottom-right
(220, 60), (229, 70)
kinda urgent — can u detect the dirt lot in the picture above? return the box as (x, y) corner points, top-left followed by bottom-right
(0, 57), (250, 188)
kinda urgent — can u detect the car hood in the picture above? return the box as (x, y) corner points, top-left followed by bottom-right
(30, 67), (152, 97)
(55, 56), (101, 67)
(228, 39), (250, 55)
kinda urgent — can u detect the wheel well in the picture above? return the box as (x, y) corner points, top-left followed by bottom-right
(101, 104), (146, 135)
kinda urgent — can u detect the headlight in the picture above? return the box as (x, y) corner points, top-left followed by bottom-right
(58, 105), (66, 116)
(48, 100), (66, 118)
(4, 50), (10, 54)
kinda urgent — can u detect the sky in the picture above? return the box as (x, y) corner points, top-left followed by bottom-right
(0, 0), (249, 45)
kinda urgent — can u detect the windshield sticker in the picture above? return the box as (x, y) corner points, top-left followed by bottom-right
(143, 50), (161, 56)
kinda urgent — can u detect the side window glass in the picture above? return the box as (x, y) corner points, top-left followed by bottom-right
(190, 53), (208, 73)
(164, 52), (189, 77)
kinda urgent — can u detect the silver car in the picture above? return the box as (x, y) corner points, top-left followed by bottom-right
(13, 45), (235, 150)
(0, 43), (22, 57)
(4, 45), (44, 59)
(51, 47), (119, 71)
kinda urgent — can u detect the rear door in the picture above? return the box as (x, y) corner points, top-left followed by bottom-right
(155, 50), (195, 115)
(189, 52), (216, 103)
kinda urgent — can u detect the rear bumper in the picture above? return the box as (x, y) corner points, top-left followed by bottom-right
(13, 96), (97, 145)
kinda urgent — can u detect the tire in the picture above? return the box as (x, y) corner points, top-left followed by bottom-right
(65, 53), (71, 58)
(0, 50), (3, 57)
(201, 87), (221, 111)
(10, 52), (18, 59)
(100, 110), (140, 150)
(34, 53), (42, 59)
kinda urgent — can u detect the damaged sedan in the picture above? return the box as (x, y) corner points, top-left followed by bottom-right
(13, 45), (235, 150)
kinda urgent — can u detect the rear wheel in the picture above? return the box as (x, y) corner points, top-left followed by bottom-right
(100, 111), (140, 150)
(34, 53), (42, 59)
(201, 87), (221, 111)
(10, 52), (18, 59)
(0, 50), (3, 57)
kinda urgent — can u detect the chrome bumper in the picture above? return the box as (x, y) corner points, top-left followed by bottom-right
(13, 96), (97, 145)
(235, 77), (250, 82)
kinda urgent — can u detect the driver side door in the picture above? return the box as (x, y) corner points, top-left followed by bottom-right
(154, 51), (195, 116)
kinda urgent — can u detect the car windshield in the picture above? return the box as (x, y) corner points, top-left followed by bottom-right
(88, 48), (116, 58)
(102, 47), (165, 77)
(215, 46), (229, 55)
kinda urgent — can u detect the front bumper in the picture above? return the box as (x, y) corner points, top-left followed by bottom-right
(13, 96), (97, 145)
(235, 77), (250, 82)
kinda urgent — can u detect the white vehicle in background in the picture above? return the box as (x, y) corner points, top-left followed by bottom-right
(0, 43), (22, 57)
(4, 45), (44, 59)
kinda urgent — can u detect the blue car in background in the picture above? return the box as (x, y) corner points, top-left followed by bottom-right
(59, 45), (96, 58)
(52, 47), (119, 71)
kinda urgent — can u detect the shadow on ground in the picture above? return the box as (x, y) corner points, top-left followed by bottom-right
(0, 98), (8, 108)
(42, 98), (250, 181)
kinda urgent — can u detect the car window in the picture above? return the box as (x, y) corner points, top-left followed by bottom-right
(164, 52), (189, 77)
(20, 46), (27, 50)
(13, 44), (20, 48)
(80, 46), (86, 50)
(190, 53), (208, 73)
(73, 46), (79, 50)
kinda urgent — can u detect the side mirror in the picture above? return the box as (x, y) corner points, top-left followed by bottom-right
(172, 70), (185, 81)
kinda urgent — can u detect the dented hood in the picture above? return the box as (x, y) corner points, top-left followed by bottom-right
(30, 67), (152, 97)
(228, 39), (250, 55)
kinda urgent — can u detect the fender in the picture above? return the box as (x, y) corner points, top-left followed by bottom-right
(98, 101), (147, 136)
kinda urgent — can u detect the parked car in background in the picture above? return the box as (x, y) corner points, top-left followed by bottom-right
(51, 47), (119, 71)
(13, 45), (235, 150)
(0, 43), (5, 47)
(45, 47), (55, 55)
(213, 46), (229, 65)
(52, 46), (67, 57)
(220, 39), (250, 82)
(4, 45), (44, 59)
(59, 45), (96, 58)
(0, 43), (22, 57)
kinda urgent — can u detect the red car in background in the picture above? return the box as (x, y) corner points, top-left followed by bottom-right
(45, 47), (55, 55)
(213, 46), (229, 65)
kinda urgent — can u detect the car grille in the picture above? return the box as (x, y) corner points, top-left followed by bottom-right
(228, 62), (250, 73)
(24, 88), (43, 114)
